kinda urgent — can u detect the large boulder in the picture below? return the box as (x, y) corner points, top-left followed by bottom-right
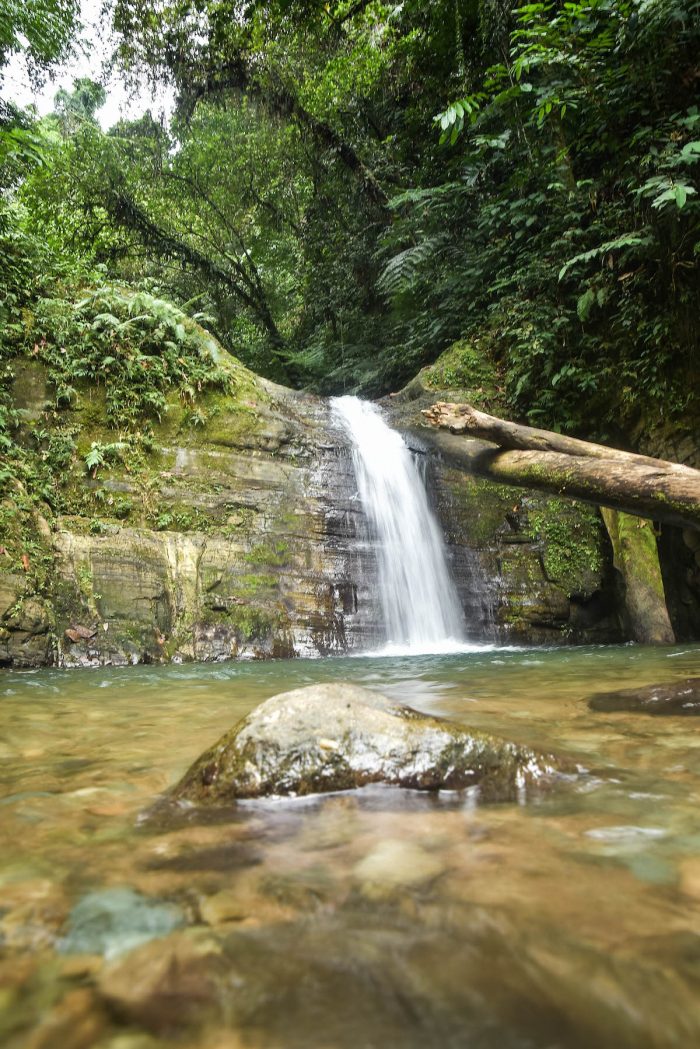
(589, 677), (700, 716)
(0, 572), (53, 667)
(172, 683), (565, 803)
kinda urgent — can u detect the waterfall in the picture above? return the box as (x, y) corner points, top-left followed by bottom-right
(331, 395), (466, 654)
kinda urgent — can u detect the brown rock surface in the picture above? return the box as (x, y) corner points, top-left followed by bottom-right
(173, 683), (566, 803)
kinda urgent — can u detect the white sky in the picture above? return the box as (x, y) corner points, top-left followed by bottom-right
(2, 0), (174, 129)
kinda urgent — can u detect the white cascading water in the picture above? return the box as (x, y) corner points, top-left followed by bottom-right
(331, 395), (466, 654)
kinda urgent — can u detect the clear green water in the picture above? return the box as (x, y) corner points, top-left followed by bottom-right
(1, 645), (700, 1049)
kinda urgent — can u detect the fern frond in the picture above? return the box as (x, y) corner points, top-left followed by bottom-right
(377, 236), (445, 298)
(558, 234), (653, 281)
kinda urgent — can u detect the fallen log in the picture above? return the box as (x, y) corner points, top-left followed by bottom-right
(421, 402), (700, 533)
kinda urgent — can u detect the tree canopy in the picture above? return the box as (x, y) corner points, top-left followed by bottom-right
(1, 0), (699, 439)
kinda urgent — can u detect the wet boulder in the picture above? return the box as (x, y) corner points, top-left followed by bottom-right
(588, 677), (700, 716)
(172, 683), (565, 803)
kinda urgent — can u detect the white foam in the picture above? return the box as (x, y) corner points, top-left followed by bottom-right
(332, 396), (466, 650)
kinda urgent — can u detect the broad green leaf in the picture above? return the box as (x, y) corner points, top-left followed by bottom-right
(680, 141), (700, 163)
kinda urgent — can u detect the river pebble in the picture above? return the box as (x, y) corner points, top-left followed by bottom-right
(353, 839), (444, 899)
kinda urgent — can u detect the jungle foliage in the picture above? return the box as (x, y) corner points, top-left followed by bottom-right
(1, 0), (699, 447)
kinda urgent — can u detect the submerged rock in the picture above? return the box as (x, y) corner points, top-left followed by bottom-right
(588, 677), (700, 716)
(98, 930), (228, 1034)
(58, 887), (185, 960)
(354, 839), (443, 899)
(19, 988), (107, 1049)
(172, 683), (565, 803)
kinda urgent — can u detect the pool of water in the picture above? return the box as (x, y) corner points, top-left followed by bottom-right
(1, 644), (700, 1048)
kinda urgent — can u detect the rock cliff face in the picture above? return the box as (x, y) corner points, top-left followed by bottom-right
(2, 363), (387, 666)
(1, 341), (625, 668)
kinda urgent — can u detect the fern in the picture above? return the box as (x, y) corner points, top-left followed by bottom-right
(377, 236), (445, 298)
(558, 234), (654, 281)
(387, 182), (468, 210)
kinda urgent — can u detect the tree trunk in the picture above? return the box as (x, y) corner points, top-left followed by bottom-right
(601, 509), (675, 644)
(421, 403), (700, 533)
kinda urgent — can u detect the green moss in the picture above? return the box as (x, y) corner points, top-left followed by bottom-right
(0, 493), (54, 594)
(602, 510), (665, 599)
(600, 508), (674, 642)
(238, 572), (278, 595)
(651, 490), (700, 528)
(199, 408), (260, 447)
(245, 540), (290, 567)
(2, 285), (271, 526)
(74, 386), (109, 433)
(76, 562), (97, 603)
(442, 472), (516, 547)
(526, 498), (605, 595)
(629, 522), (665, 599)
(220, 507), (257, 535)
(10, 361), (49, 421)
(422, 338), (503, 409)
(226, 603), (285, 642)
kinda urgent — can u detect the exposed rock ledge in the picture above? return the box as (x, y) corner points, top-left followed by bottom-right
(171, 683), (567, 803)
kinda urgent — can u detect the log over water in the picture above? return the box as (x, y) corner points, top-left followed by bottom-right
(422, 402), (700, 533)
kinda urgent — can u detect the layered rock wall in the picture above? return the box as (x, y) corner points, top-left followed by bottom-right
(1, 348), (639, 667)
(387, 379), (621, 645)
(1, 369), (382, 666)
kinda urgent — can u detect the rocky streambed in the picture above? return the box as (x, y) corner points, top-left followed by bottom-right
(2, 646), (700, 1049)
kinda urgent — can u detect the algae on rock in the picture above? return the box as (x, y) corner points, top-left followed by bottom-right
(601, 509), (675, 644)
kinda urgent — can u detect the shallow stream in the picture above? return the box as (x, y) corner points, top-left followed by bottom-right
(2, 644), (700, 1048)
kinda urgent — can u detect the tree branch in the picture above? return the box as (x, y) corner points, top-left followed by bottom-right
(104, 188), (284, 346)
(181, 59), (390, 211)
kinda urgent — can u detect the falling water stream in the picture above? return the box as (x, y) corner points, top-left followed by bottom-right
(331, 395), (467, 653)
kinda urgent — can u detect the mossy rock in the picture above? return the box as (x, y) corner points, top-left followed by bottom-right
(10, 361), (50, 423)
(524, 497), (606, 598)
(381, 334), (504, 433)
(0, 570), (53, 666)
(438, 470), (520, 549)
(421, 338), (502, 408)
(172, 683), (568, 803)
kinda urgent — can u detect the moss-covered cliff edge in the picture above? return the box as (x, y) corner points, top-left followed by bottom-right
(0, 289), (379, 665)
(1, 351), (380, 666)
